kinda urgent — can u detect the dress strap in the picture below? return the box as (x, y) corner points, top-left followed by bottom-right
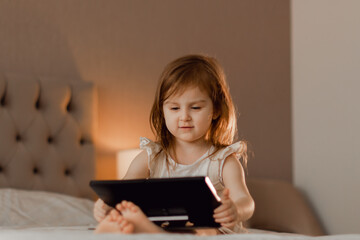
(208, 141), (245, 196)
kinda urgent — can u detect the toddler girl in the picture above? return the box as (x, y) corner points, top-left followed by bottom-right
(93, 54), (254, 235)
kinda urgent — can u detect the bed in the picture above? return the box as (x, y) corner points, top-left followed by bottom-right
(0, 73), (358, 240)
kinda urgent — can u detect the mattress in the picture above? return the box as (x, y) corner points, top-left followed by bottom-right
(0, 188), (358, 240)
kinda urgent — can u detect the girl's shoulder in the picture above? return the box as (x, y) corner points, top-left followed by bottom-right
(140, 137), (162, 157)
(211, 141), (246, 161)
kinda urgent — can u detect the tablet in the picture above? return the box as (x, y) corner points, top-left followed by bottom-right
(90, 176), (221, 229)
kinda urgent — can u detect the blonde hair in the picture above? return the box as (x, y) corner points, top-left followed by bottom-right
(150, 54), (247, 167)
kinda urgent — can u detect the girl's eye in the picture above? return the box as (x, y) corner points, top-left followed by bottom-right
(192, 106), (201, 110)
(171, 107), (179, 110)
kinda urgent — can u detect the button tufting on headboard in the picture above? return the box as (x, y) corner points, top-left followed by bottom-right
(35, 98), (41, 110)
(47, 136), (53, 144)
(79, 138), (85, 145)
(0, 73), (97, 199)
(64, 168), (71, 176)
(66, 101), (72, 112)
(33, 167), (39, 174)
(15, 134), (22, 142)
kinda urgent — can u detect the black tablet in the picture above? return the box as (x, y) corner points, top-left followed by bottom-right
(90, 176), (221, 229)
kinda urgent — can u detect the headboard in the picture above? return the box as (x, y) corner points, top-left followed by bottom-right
(0, 73), (96, 199)
(245, 178), (325, 236)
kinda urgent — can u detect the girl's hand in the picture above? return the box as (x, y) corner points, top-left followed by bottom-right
(213, 188), (238, 229)
(93, 198), (112, 222)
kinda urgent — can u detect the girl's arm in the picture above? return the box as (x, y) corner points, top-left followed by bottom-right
(213, 154), (255, 227)
(123, 149), (150, 179)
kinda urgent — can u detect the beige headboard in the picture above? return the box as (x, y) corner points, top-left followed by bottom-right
(245, 178), (325, 236)
(0, 73), (96, 199)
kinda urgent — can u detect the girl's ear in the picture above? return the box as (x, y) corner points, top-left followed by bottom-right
(212, 110), (220, 120)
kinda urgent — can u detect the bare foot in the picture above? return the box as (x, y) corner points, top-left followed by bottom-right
(94, 209), (134, 234)
(195, 228), (220, 236)
(116, 201), (164, 234)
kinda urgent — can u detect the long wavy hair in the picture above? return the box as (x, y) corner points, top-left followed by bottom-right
(150, 54), (247, 167)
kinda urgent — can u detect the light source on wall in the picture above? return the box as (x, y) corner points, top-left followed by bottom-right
(116, 148), (142, 179)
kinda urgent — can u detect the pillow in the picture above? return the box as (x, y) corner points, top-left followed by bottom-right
(0, 188), (97, 227)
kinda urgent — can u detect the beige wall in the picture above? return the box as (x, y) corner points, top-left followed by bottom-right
(0, 0), (291, 181)
(292, 0), (360, 234)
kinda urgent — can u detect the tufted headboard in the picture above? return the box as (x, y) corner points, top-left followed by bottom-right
(0, 73), (96, 199)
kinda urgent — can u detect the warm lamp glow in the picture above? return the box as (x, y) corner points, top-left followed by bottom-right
(116, 149), (143, 179)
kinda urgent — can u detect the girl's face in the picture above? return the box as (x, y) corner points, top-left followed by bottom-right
(163, 86), (214, 145)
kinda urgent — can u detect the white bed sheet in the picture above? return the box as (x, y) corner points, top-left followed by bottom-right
(0, 189), (359, 240)
(0, 226), (359, 240)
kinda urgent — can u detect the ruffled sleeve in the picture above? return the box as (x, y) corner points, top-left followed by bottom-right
(211, 141), (246, 161)
(139, 137), (162, 172)
(209, 141), (246, 188)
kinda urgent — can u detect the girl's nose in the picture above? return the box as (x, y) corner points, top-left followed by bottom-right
(180, 109), (191, 121)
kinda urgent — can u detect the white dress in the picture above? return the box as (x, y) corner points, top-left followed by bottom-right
(139, 137), (246, 233)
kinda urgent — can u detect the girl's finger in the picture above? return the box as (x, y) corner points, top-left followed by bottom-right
(214, 214), (236, 223)
(221, 188), (230, 200)
(213, 201), (231, 213)
(213, 207), (232, 218)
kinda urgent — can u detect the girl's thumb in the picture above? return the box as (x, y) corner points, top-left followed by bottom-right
(222, 188), (230, 200)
